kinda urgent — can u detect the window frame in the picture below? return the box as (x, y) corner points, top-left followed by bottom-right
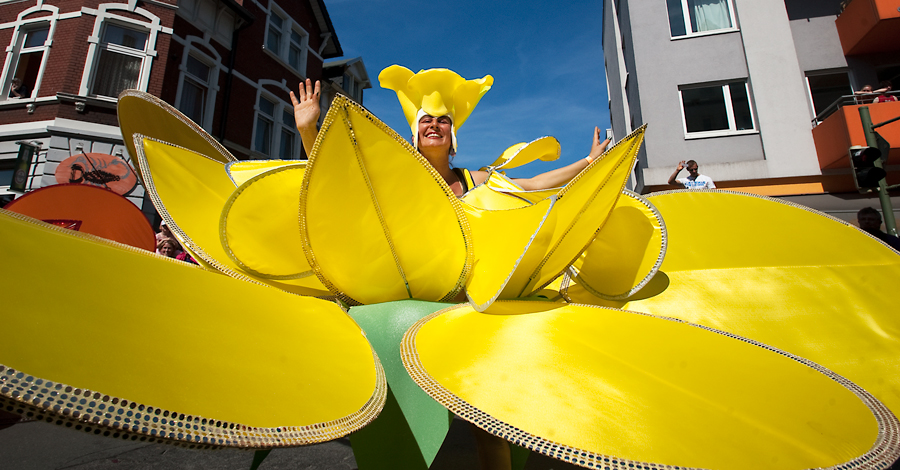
(251, 90), (301, 160)
(0, 4), (59, 103)
(804, 70), (852, 122)
(78, 3), (170, 100)
(263, 2), (309, 77)
(678, 80), (758, 139)
(667, 0), (738, 40)
(174, 42), (221, 131)
(87, 22), (150, 98)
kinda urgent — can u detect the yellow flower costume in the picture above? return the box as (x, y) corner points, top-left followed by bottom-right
(1, 65), (900, 470)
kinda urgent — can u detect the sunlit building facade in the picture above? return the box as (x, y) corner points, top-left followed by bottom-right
(603, 0), (900, 218)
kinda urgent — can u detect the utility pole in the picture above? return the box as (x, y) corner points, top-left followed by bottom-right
(858, 107), (899, 236)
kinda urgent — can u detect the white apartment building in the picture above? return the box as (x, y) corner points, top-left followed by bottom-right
(603, 0), (900, 219)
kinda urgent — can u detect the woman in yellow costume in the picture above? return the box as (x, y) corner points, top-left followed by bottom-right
(292, 66), (614, 470)
(3, 61), (900, 470)
(290, 68), (611, 198)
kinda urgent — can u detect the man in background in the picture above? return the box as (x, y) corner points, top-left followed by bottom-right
(857, 207), (900, 251)
(668, 160), (716, 189)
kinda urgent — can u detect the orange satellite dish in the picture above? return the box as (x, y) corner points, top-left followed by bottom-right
(54, 153), (138, 196)
(5, 184), (155, 251)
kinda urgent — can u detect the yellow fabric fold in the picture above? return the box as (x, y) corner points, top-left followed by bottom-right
(570, 190), (665, 299)
(462, 197), (556, 311)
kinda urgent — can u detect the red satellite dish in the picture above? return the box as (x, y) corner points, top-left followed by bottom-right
(55, 152), (138, 195)
(4, 184), (155, 251)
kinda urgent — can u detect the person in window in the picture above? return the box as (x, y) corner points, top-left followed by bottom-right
(290, 77), (610, 199)
(873, 80), (896, 103)
(8, 78), (29, 99)
(668, 160), (716, 189)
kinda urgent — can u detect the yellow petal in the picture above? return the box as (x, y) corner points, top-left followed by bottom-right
(0, 210), (384, 446)
(118, 90), (235, 183)
(226, 159), (303, 187)
(134, 136), (328, 297)
(567, 190), (666, 300)
(300, 96), (471, 304)
(502, 125), (646, 298)
(577, 190), (900, 429)
(463, 197), (556, 311)
(485, 136), (560, 171)
(222, 163), (314, 280)
(403, 302), (890, 469)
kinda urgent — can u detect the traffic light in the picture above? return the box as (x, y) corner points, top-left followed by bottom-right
(849, 145), (885, 190)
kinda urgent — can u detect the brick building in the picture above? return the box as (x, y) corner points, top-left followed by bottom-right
(0, 0), (365, 213)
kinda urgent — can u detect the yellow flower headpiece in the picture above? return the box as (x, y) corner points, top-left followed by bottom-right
(379, 65), (493, 153)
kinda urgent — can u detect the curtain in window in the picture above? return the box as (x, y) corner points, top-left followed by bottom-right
(179, 80), (205, 124)
(92, 50), (141, 97)
(689, 0), (731, 33)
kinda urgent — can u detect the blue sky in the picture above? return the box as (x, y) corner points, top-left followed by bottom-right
(324, 0), (610, 178)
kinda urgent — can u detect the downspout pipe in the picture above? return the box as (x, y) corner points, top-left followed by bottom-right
(218, 1), (254, 143)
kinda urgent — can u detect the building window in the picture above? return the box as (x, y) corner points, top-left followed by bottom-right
(266, 13), (283, 55)
(806, 72), (851, 118)
(288, 30), (306, 71)
(264, 4), (309, 76)
(253, 94), (300, 159)
(178, 54), (212, 125)
(679, 81), (755, 137)
(255, 97), (275, 155)
(89, 23), (150, 97)
(79, 4), (169, 99)
(342, 73), (358, 100)
(3, 23), (50, 100)
(280, 108), (295, 158)
(666, 0), (736, 38)
(176, 0), (235, 47)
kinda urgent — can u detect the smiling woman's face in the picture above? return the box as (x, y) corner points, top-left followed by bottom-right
(417, 115), (452, 154)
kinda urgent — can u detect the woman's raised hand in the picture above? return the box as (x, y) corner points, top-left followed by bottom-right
(290, 79), (321, 133)
(588, 126), (611, 161)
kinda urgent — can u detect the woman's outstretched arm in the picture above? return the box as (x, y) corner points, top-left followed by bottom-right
(490, 127), (611, 191)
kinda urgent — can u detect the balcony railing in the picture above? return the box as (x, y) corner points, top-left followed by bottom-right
(811, 95), (900, 171)
(812, 90), (900, 126)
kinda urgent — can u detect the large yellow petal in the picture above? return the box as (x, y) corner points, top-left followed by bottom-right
(403, 302), (896, 469)
(0, 210), (384, 447)
(300, 95), (471, 305)
(502, 126), (646, 298)
(134, 136), (328, 297)
(570, 190), (900, 427)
